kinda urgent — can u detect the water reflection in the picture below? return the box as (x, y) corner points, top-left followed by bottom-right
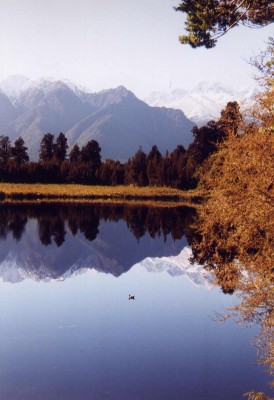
(0, 203), (194, 246)
(190, 210), (274, 397)
(136, 246), (214, 290)
(0, 203), (195, 283)
(0, 203), (272, 399)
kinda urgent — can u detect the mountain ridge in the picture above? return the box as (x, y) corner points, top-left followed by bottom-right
(145, 81), (255, 126)
(0, 77), (194, 161)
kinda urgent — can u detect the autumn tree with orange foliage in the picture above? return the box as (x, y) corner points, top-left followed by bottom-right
(189, 40), (273, 395)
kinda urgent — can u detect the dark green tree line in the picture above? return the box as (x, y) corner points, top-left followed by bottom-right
(0, 101), (241, 187)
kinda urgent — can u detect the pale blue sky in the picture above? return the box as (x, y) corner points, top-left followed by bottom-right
(0, 0), (272, 98)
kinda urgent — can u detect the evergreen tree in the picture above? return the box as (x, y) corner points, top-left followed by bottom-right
(218, 101), (242, 137)
(98, 160), (124, 186)
(175, 1), (273, 48)
(80, 140), (102, 184)
(0, 135), (11, 163)
(39, 133), (54, 163)
(11, 137), (29, 165)
(158, 154), (171, 186)
(169, 145), (187, 188)
(182, 102), (241, 189)
(126, 148), (148, 186)
(69, 143), (81, 163)
(80, 140), (101, 167)
(110, 161), (124, 185)
(147, 145), (162, 186)
(53, 132), (68, 162)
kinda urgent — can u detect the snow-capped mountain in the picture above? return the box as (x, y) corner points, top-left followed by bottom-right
(0, 240), (213, 290)
(0, 216), (186, 284)
(145, 81), (255, 126)
(0, 75), (30, 102)
(136, 246), (214, 290)
(0, 76), (194, 160)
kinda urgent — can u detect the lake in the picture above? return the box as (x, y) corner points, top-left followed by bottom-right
(0, 203), (271, 399)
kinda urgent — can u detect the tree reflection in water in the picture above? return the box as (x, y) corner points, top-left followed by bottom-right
(0, 201), (272, 397)
(0, 202), (195, 246)
(188, 207), (273, 398)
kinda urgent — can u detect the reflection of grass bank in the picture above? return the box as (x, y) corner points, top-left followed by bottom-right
(0, 183), (204, 205)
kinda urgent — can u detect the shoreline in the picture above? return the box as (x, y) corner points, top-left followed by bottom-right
(0, 183), (204, 205)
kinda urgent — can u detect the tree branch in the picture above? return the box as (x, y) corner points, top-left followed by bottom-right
(212, 4), (251, 41)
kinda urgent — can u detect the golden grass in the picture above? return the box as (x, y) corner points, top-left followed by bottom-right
(0, 183), (204, 205)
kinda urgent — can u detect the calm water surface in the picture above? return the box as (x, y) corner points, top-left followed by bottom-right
(0, 204), (271, 399)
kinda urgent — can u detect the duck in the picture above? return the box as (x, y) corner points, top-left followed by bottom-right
(128, 294), (135, 300)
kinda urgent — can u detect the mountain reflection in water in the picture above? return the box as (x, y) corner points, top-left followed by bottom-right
(0, 203), (195, 282)
(0, 203), (272, 400)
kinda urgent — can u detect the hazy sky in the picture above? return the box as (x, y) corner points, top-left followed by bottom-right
(0, 0), (272, 98)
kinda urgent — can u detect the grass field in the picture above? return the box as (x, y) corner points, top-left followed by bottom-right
(0, 183), (203, 205)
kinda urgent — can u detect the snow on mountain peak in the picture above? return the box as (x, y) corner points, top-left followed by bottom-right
(145, 81), (255, 126)
(0, 76), (134, 104)
(0, 75), (30, 102)
(136, 246), (214, 290)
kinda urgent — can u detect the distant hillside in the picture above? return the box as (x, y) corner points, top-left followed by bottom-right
(0, 77), (194, 161)
(0, 91), (18, 132)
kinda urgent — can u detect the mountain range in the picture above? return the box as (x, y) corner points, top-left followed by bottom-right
(0, 217), (185, 283)
(0, 218), (213, 290)
(0, 76), (194, 161)
(135, 246), (214, 290)
(145, 81), (255, 126)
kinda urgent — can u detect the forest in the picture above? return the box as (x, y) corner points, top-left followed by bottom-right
(0, 101), (241, 190)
